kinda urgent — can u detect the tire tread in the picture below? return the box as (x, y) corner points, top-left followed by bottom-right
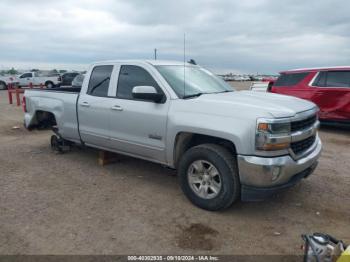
(178, 143), (240, 211)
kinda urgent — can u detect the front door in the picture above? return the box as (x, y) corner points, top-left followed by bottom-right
(108, 64), (169, 163)
(19, 73), (33, 86)
(311, 70), (350, 120)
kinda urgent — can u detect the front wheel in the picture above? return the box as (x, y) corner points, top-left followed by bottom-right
(178, 144), (240, 211)
(45, 81), (54, 88)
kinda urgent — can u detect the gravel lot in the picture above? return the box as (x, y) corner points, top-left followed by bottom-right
(0, 85), (349, 255)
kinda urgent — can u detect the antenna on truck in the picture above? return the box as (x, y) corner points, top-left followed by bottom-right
(183, 33), (186, 97)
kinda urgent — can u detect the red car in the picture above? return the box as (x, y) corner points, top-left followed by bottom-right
(270, 67), (350, 125)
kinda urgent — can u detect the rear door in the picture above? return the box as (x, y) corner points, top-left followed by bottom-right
(108, 64), (169, 163)
(311, 70), (350, 121)
(77, 65), (117, 148)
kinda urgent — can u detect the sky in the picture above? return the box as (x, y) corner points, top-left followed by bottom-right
(0, 0), (349, 74)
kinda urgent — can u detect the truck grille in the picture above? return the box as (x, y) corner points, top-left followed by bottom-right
(291, 115), (317, 132)
(291, 135), (316, 155)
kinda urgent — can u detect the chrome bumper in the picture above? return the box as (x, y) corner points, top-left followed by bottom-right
(237, 136), (322, 188)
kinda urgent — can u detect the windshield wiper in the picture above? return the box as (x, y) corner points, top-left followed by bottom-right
(216, 90), (233, 93)
(183, 92), (206, 99)
(183, 90), (232, 99)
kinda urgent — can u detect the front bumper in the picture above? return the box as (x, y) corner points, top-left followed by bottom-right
(237, 137), (322, 201)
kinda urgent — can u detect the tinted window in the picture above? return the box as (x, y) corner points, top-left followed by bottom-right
(313, 71), (327, 87)
(69, 73), (79, 78)
(70, 73), (79, 79)
(20, 73), (32, 78)
(274, 72), (308, 86)
(87, 65), (113, 96)
(117, 65), (161, 99)
(326, 71), (350, 87)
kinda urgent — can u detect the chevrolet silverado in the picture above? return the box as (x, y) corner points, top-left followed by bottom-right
(23, 60), (322, 210)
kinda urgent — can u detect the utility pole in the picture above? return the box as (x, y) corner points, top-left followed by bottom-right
(154, 48), (157, 60)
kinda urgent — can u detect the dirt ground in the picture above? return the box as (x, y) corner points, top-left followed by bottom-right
(0, 84), (349, 255)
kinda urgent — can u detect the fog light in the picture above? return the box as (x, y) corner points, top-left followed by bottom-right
(272, 166), (281, 181)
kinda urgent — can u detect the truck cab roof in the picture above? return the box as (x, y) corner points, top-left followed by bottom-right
(92, 59), (194, 67)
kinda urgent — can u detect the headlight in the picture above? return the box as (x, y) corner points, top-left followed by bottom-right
(256, 119), (291, 151)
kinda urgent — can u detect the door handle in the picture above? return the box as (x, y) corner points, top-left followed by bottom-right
(111, 105), (123, 111)
(80, 101), (90, 107)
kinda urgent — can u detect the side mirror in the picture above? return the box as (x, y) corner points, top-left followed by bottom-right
(132, 86), (164, 103)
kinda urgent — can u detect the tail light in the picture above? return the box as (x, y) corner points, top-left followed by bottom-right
(22, 96), (27, 112)
(58, 76), (62, 81)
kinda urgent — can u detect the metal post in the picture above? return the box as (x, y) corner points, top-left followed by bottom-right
(8, 83), (13, 104)
(16, 89), (20, 106)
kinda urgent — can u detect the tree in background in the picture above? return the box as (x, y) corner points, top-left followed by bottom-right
(7, 67), (18, 75)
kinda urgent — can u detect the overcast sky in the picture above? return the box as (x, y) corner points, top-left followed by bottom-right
(0, 0), (349, 74)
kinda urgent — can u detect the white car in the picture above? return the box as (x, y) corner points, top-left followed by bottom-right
(0, 75), (19, 90)
(250, 81), (269, 92)
(18, 72), (61, 88)
(250, 81), (275, 92)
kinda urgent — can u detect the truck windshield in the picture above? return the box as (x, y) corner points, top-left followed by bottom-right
(156, 65), (234, 98)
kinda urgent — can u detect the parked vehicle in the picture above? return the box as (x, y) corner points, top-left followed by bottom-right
(71, 74), (85, 88)
(270, 67), (350, 124)
(262, 77), (277, 82)
(23, 60), (322, 210)
(0, 75), (19, 90)
(18, 72), (61, 88)
(60, 72), (79, 86)
(250, 81), (274, 92)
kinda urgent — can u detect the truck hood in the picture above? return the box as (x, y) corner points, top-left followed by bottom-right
(182, 91), (317, 118)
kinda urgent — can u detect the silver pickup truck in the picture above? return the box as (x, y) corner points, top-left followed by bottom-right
(23, 60), (322, 210)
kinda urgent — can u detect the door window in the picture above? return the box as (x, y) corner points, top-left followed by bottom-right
(313, 71), (350, 88)
(20, 73), (32, 78)
(313, 72), (327, 87)
(326, 71), (350, 87)
(274, 72), (308, 86)
(116, 65), (162, 100)
(87, 65), (113, 97)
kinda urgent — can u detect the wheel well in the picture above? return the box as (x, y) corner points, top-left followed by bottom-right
(45, 81), (53, 85)
(0, 81), (7, 88)
(32, 110), (57, 129)
(173, 132), (237, 168)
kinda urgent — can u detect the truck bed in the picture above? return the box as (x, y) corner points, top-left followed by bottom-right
(24, 88), (81, 143)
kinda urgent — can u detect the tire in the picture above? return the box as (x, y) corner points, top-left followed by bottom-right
(178, 143), (240, 211)
(0, 81), (7, 90)
(45, 81), (54, 88)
